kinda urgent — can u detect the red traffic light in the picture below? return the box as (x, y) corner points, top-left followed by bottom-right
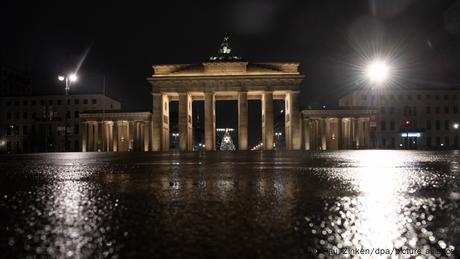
(405, 120), (411, 126)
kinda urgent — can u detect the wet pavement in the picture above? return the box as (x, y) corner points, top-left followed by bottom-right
(0, 150), (459, 258)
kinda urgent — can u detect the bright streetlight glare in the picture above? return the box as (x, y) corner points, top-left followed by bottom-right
(454, 123), (459, 129)
(69, 74), (78, 82)
(58, 75), (65, 81)
(365, 60), (390, 84)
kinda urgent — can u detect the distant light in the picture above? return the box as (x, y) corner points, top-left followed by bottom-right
(441, 143), (444, 147)
(399, 144), (403, 147)
(454, 123), (459, 129)
(58, 75), (65, 81)
(216, 128), (235, 132)
(280, 109), (284, 114)
(400, 132), (421, 138)
(69, 74), (78, 82)
(366, 59), (390, 84)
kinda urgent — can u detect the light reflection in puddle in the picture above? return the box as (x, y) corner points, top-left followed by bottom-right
(307, 151), (456, 258)
(5, 158), (121, 259)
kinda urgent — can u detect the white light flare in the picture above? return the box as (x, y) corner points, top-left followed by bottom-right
(69, 74), (78, 82)
(365, 59), (390, 85)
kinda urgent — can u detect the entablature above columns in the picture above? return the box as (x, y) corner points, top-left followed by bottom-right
(155, 90), (301, 101)
(148, 75), (304, 94)
(80, 112), (152, 122)
(302, 109), (376, 119)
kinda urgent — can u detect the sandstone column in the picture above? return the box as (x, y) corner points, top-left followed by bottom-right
(144, 120), (150, 151)
(129, 121), (134, 151)
(152, 94), (162, 151)
(81, 122), (87, 152)
(262, 92), (274, 150)
(108, 121), (113, 152)
(204, 92), (215, 151)
(303, 119), (310, 150)
(139, 121), (144, 152)
(351, 118), (358, 148)
(325, 118), (331, 149)
(289, 91), (301, 150)
(320, 119), (327, 150)
(179, 93), (192, 151)
(113, 121), (118, 152)
(101, 121), (107, 151)
(238, 91), (248, 150)
(161, 95), (169, 151)
(285, 93), (292, 150)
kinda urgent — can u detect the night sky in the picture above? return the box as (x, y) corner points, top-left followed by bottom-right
(2, 0), (460, 113)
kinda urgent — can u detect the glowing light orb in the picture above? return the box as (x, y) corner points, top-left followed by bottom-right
(69, 74), (78, 82)
(365, 60), (390, 84)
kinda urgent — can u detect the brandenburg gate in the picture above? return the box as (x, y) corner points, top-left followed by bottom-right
(147, 39), (304, 151)
(79, 39), (375, 152)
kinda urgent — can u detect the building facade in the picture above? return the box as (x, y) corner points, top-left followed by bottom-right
(339, 88), (460, 149)
(0, 94), (120, 153)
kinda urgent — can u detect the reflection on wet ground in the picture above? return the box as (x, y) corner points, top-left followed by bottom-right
(0, 150), (459, 258)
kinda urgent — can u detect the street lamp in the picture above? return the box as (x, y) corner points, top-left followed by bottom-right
(453, 123), (459, 130)
(363, 58), (392, 149)
(57, 73), (78, 152)
(365, 59), (390, 85)
(58, 73), (78, 95)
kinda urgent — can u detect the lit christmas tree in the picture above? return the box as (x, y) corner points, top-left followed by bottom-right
(220, 131), (236, 151)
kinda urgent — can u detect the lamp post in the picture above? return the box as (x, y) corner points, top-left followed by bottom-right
(364, 58), (391, 149)
(58, 73), (77, 151)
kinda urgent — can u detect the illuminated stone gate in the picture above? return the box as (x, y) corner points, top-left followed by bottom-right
(147, 39), (304, 151)
(80, 112), (151, 152)
(302, 109), (376, 150)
